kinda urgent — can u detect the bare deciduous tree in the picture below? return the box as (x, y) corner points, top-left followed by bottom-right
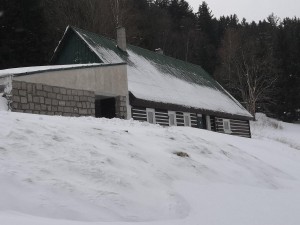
(216, 28), (278, 118)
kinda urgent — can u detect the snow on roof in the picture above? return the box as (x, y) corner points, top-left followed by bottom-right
(127, 50), (251, 117)
(71, 27), (252, 118)
(0, 64), (104, 78)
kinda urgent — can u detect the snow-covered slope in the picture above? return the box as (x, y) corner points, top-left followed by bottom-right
(0, 109), (299, 225)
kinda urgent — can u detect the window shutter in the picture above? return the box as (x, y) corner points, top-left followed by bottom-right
(168, 111), (176, 126)
(146, 108), (155, 124)
(223, 119), (232, 133)
(184, 113), (191, 127)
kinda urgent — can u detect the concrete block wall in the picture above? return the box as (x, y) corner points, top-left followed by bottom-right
(11, 81), (95, 117)
(115, 96), (127, 119)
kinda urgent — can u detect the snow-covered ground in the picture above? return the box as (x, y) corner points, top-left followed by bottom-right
(0, 101), (300, 225)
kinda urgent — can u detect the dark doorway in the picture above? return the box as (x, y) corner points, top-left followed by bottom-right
(197, 114), (207, 129)
(95, 97), (116, 118)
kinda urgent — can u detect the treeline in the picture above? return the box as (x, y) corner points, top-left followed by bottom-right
(0, 0), (299, 121)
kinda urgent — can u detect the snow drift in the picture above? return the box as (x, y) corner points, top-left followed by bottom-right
(0, 111), (299, 225)
(0, 96), (8, 111)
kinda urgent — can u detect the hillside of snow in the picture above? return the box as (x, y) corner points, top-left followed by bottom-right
(0, 105), (300, 225)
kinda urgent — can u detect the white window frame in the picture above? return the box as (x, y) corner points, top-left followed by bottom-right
(183, 113), (191, 127)
(168, 111), (177, 126)
(146, 108), (156, 124)
(223, 119), (232, 134)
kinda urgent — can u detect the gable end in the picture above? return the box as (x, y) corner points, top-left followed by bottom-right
(51, 27), (102, 65)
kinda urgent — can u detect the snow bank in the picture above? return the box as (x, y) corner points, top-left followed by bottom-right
(251, 113), (300, 150)
(0, 112), (299, 225)
(0, 96), (8, 111)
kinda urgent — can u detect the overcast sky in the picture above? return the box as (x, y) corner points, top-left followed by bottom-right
(187, 0), (300, 22)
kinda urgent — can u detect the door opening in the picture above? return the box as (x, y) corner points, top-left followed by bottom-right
(95, 97), (116, 118)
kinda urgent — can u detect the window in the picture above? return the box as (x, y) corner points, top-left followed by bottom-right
(146, 108), (155, 124)
(223, 119), (232, 133)
(183, 113), (191, 127)
(168, 111), (177, 126)
(197, 114), (206, 129)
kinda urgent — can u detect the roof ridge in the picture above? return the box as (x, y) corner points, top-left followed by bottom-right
(70, 26), (117, 44)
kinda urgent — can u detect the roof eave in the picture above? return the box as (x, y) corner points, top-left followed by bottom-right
(2, 63), (126, 78)
(129, 93), (254, 121)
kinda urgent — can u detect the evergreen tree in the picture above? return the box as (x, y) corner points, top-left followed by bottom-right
(197, 1), (214, 39)
(274, 18), (300, 121)
(0, 0), (52, 69)
(192, 1), (218, 74)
